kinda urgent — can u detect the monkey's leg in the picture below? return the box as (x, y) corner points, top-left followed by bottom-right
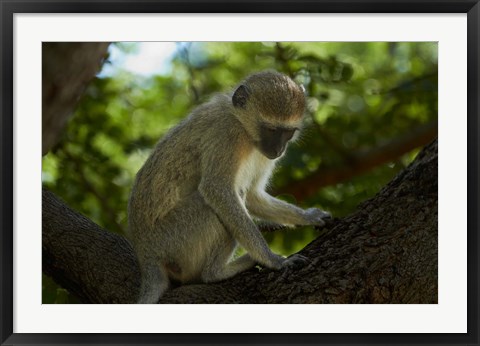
(201, 250), (256, 283)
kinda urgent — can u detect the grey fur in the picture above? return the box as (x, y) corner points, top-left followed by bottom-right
(128, 71), (330, 304)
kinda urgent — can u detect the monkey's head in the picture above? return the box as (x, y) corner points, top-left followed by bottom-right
(231, 71), (306, 160)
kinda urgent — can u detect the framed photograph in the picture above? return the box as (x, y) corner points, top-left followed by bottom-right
(1, 1), (478, 345)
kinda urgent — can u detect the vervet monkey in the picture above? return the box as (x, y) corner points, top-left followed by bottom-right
(128, 71), (331, 304)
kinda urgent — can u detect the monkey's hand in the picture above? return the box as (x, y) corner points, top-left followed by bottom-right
(282, 254), (310, 270)
(264, 253), (310, 271)
(303, 208), (332, 227)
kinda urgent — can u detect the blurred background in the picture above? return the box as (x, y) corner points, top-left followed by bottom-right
(42, 42), (438, 303)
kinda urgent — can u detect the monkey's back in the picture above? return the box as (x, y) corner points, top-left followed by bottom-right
(128, 94), (239, 235)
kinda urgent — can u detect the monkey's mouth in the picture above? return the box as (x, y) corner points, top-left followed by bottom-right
(255, 140), (286, 160)
(261, 147), (285, 160)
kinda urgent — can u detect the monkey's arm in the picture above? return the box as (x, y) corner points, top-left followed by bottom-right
(246, 191), (330, 227)
(198, 150), (285, 269)
(199, 178), (285, 269)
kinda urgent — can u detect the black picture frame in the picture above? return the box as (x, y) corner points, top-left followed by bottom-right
(1, 1), (478, 345)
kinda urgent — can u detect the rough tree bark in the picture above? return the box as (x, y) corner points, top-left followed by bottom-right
(42, 42), (110, 155)
(42, 188), (140, 303)
(42, 138), (437, 304)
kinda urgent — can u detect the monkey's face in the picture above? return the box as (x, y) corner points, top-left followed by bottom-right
(258, 123), (298, 159)
(231, 71), (306, 159)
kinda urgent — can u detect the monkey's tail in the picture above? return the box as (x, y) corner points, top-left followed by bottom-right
(137, 262), (169, 304)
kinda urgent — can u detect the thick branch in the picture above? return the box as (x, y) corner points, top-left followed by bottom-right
(42, 188), (140, 303)
(42, 139), (437, 304)
(277, 121), (437, 201)
(161, 139), (438, 303)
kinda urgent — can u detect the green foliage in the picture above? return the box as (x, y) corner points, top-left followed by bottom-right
(42, 42), (437, 302)
(42, 274), (80, 304)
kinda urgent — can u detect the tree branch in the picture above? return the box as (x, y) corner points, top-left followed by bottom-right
(42, 139), (437, 304)
(42, 188), (140, 303)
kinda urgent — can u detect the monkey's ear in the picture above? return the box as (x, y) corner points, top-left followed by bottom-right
(232, 84), (250, 108)
(299, 84), (306, 94)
